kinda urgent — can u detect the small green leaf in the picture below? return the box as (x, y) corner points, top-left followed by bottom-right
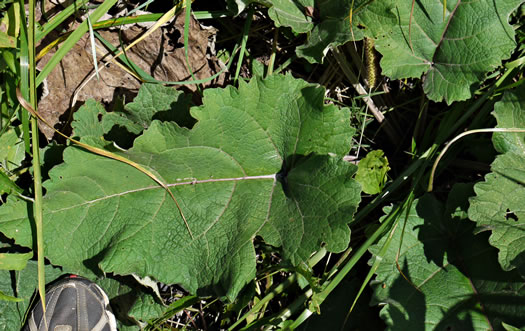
(0, 170), (22, 196)
(501, 321), (522, 331)
(266, 0), (314, 33)
(0, 30), (15, 48)
(72, 84), (194, 140)
(72, 99), (108, 139)
(0, 252), (32, 270)
(96, 277), (166, 329)
(106, 83), (194, 134)
(355, 150), (389, 195)
(0, 127), (26, 172)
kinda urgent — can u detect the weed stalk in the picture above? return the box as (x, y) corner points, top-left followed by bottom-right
(27, 0), (46, 318)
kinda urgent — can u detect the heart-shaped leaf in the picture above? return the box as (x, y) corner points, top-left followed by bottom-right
(0, 75), (360, 300)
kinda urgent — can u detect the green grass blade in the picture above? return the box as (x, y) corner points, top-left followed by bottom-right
(145, 295), (200, 330)
(86, 14), (99, 80)
(93, 26), (240, 86)
(183, 0), (201, 94)
(343, 195), (414, 329)
(35, 0), (89, 42)
(93, 30), (156, 82)
(273, 54), (295, 74)
(90, 10), (228, 29)
(228, 275), (297, 330)
(127, 0), (156, 16)
(17, 0), (31, 154)
(234, 6), (254, 83)
(36, 0), (119, 86)
(28, 0), (46, 317)
(229, 249), (326, 330)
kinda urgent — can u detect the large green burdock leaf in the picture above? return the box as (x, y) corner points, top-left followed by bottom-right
(0, 74), (360, 300)
(370, 185), (525, 330)
(370, 0), (523, 104)
(469, 86), (525, 278)
(298, 0), (523, 104)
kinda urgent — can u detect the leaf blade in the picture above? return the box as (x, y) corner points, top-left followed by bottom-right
(1, 75), (360, 300)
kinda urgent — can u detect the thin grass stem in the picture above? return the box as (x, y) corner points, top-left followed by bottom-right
(17, 0), (31, 154)
(266, 27), (278, 77)
(288, 201), (406, 329)
(234, 7), (254, 84)
(428, 128), (525, 191)
(183, 0), (202, 95)
(28, 0), (46, 322)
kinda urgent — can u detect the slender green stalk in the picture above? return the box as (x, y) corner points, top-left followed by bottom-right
(324, 202), (403, 297)
(273, 55), (296, 74)
(17, 0), (30, 153)
(234, 7), (254, 83)
(28, 0), (46, 319)
(229, 274), (297, 330)
(343, 203), (403, 326)
(356, 87), (371, 159)
(230, 248), (326, 330)
(127, 0), (155, 15)
(183, 0), (201, 94)
(266, 27), (278, 77)
(271, 288), (313, 330)
(428, 128), (525, 191)
(288, 198), (408, 330)
(94, 30), (240, 86)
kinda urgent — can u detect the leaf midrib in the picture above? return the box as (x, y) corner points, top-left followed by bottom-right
(47, 174), (277, 214)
